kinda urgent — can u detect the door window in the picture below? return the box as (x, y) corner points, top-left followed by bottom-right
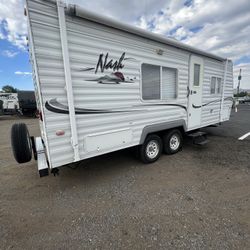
(193, 63), (200, 86)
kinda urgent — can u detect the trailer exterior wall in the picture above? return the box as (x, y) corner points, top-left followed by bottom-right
(201, 59), (233, 126)
(26, 0), (233, 169)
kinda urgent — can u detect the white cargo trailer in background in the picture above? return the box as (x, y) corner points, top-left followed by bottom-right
(0, 91), (36, 116)
(0, 93), (19, 115)
(11, 0), (233, 176)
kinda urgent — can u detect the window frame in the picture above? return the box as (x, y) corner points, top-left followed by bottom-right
(140, 62), (179, 103)
(210, 76), (222, 95)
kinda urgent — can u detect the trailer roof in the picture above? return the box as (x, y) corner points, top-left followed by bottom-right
(67, 4), (227, 62)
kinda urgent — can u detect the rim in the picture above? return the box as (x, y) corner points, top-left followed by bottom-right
(169, 134), (180, 151)
(146, 140), (159, 159)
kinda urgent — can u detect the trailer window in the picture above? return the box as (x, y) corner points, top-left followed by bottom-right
(141, 64), (161, 100)
(141, 64), (177, 100)
(210, 77), (222, 94)
(211, 77), (216, 94)
(217, 78), (222, 94)
(193, 64), (200, 86)
(162, 67), (177, 99)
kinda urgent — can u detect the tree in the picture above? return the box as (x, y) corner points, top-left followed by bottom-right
(1, 85), (18, 93)
(234, 91), (248, 97)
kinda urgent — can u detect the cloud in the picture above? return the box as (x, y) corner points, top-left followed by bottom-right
(133, 0), (250, 60)
(0, 0), (27, 50)
(2, 50), (19, 58)
(15, 71), (32, 76)
(1, 0), (249, 61)
(132, 0), (250, 88)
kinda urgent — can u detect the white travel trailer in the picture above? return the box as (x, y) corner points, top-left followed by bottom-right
(11, 0), (233, 176)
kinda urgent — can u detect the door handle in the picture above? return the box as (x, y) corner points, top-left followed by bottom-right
(187, 86), (190, 97)
(190, 90), (197, 95)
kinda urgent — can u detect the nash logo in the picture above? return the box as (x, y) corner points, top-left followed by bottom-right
(95, 52), (125, 74)
(80, 52), (136, 84)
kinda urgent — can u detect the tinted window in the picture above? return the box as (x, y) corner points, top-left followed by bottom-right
(162, 67), (177, 99)
(193, 64), (200, 86)
(141, 64), (161, 100)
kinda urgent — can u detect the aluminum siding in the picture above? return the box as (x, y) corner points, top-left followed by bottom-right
(201, 59), (233, 127)
(26, 0), (52, 164)
(67, 7), (189, 163)
(27, 0), (74, 167)
(222, 61), (234, 121)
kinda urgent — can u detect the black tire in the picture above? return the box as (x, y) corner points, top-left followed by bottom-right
(139, 134), (162, 164)
(11, 123), (32, 163)
(163, 129), (183, 155)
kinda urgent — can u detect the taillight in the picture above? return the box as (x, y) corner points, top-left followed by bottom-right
(38, 110), (43, 121)
(56, 130), (65, 136)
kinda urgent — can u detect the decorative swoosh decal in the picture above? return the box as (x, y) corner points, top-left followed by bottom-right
(192, 97), (234, 109)
(79, 67), (95, 72)
(45, 99), (187, 115)
(45, 99), (138, 114)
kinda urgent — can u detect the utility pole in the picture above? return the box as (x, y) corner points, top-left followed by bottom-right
(237, 68), (242, 95)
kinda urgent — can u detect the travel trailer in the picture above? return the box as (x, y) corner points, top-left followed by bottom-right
(11, 0), (233, 177)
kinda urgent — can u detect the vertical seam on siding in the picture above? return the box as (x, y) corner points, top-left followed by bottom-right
(57, 0), (80, 161)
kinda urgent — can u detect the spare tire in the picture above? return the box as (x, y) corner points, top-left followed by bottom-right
(11, 123), (32, 163)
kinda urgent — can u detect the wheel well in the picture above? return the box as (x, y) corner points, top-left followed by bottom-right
(141, 126), (185, 144)
(154, 126), (184, 137)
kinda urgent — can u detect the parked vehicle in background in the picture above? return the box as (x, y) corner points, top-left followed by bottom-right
(0, 93), (19, 115)
(237, 96), (250, 104)
(0, 91), (37, 116)
(17, 91), (37, 116)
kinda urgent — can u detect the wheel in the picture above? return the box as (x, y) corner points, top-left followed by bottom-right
(139, 134), (162, 163)
(11, 123), (32, 163)
(163, 129), (183, 155)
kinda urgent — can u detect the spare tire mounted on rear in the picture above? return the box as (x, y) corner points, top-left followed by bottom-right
(11, 123), (32, 163)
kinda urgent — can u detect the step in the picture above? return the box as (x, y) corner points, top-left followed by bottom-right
(187, 131), (207, 138)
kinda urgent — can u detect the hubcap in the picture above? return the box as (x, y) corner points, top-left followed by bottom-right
(170, 134), (180, 150)
(146, 140), (159, 159)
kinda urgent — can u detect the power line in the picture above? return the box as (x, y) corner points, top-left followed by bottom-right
(237, 68), (242, 95)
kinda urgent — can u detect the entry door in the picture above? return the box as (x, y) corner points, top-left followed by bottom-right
(188, 55), (204, 129)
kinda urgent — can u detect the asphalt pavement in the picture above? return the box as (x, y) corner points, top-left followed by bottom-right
(203, 104), (250, 140)
(0, 104), (249, 249)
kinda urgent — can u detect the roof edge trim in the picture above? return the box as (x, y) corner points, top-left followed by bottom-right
(66, 4), (226, 62)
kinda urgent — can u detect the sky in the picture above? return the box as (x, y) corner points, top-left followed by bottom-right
(0, 0), (250, 91)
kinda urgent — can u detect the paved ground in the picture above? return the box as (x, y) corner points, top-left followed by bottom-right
(0, 105), (249, 249)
